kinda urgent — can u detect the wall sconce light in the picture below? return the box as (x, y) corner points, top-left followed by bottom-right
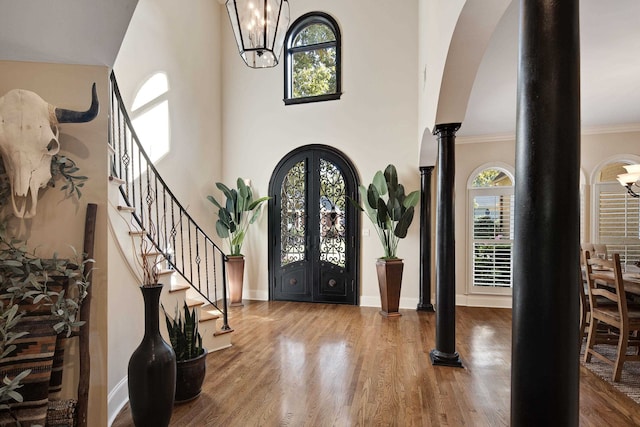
(226, 0), (290, 68)
(617, 164), (640, 198)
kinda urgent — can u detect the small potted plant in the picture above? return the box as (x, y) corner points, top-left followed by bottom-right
(163, 302), (206, 403)
(207, 178), (270, 306)
(351, 164), (419, 317)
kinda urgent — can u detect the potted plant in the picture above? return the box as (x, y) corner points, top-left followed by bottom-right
(163, 302), (207, 403)
(207, 178), (270, 306)
(351, 164), (419, 317)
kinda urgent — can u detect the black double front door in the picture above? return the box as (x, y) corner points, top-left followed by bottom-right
(268, 145), (359, 305)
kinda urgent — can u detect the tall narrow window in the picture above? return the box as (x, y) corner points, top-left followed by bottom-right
(131, 73), (170, 164)
(593, 160), (640, 264)
(284, 12), (341, 105)
(468, 166), (515, 295)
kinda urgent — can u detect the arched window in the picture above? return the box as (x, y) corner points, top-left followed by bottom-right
(283, 12), (341, 105)
(592, 157), (640, 264)
(131, 72), (170, 163)
(468, 165), (515, 295)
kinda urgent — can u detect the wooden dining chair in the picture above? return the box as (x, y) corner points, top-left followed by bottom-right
(583, 251), (640, 381)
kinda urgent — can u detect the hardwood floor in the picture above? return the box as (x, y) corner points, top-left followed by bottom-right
(112, 301), (640, 426)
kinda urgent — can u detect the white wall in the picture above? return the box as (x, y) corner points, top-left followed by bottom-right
(221, 0), (421, 307)
(0, 60), (109, 427)
(110, 0), (224, 422)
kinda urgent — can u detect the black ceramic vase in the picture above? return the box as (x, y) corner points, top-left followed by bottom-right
(128, 284), (176, 427)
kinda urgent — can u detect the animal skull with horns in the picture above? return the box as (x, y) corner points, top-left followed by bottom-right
(0, 83), (98, 218)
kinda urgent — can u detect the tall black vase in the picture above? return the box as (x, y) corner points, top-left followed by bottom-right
(128, 284), (176, 427)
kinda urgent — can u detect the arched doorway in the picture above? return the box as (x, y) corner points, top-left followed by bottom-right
(268, 145), (359, 304)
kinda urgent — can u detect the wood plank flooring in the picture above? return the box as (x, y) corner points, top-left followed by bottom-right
(112, 301), (640, 426)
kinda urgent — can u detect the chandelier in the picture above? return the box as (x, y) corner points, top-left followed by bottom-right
(617, 164), (640, 198)
(226, 0), (290, 68)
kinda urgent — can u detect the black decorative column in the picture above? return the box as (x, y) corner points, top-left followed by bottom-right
(511, 1), (580, 425)
(417, 166), (435, 312)
(429, 123), (462, 367)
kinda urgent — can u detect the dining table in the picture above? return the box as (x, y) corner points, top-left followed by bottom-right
(589, 267), (640, 296)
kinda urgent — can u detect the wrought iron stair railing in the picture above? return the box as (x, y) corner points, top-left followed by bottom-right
(108, 71), (231, 332)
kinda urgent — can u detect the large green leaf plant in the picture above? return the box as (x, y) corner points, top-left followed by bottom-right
(352, 164), (419, 259)
(207, 178), (270, 256)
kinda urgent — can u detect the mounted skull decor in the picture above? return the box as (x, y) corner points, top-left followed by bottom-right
(0, 83), (98, 218)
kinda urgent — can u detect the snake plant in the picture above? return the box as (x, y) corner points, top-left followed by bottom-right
(163, 301), (204, 361)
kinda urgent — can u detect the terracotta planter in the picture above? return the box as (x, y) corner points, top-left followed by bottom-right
(376, 258), (404, 317)
(227, 255), (245, 307)
(175, 348), (207, 403)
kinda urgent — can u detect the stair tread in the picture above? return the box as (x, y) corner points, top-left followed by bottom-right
(213, 328), (234, 336)
(199, 310), (220, 322)
(117, 205), (136, 213)
(109, 175), (125, 185)
(169, 283), (190, 293)
(128, 230), (146, 237)
(185, 297), (204, 308)
(157, 268), (175, 276)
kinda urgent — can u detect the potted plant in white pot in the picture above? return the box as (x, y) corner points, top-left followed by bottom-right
(351, 164), (419, 317)
(163, 301), (206, 403)
(207, 178), (269, 306)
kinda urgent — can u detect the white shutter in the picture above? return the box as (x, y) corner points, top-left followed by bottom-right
(470, 190), (514, 289)
(594, 183), (640, 264)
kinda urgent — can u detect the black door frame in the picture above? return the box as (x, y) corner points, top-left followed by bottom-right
(268, 144), (360, 305)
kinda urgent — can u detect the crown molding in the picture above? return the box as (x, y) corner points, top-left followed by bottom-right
(456, 123), (640, 144)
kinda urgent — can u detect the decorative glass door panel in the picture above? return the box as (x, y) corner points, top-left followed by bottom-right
(269, 146), (359, 305)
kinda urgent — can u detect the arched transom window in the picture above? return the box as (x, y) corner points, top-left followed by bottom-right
(284, 12), (342, 105)
(131, 72), (170, 164)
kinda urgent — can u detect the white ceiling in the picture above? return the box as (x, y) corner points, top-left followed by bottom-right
(459, 0), (640, 137)
(0, 0), (137, 66)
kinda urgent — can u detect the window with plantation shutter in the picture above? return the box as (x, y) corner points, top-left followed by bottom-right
(468, 167), (514, 295)
(594, 182), (640, 264)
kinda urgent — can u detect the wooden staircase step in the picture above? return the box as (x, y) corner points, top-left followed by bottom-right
(199, 310), (220, 322)
(117, 205), (136, 213)
(169, 283), (190, 293)
(213, 328), (234, 336)
(157, 268), (175, 277)
(128, 230), (146, 237)
(109, 175), (125, 185)
(185, 298), (204, 309)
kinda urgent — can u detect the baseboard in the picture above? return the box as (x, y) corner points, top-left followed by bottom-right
(246, 289), (269, 301)
(360, 296), (419, 310)
(456, 293), (512, 308)
(108, 376), (129, 427)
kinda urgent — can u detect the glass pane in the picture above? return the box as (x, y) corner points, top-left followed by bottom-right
(132, 73), (168, 111)
(319, 159), (346, 268)
(472, 168), (513, 188)
(292, 47), (337, 98)
(281, 161), (306, 266)
(472, 193), (514, 288)
(293, 23), (336, 47)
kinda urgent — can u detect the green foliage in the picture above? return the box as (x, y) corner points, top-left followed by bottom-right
(291, 23), (337, 99)
(0, 231), (93, 338)
(350, 165), (419, 259)
(207, 178), (270, 256)
(163, 302), (204, 362)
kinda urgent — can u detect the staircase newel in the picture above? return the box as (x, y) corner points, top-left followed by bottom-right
(221, 253), (231, 331)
